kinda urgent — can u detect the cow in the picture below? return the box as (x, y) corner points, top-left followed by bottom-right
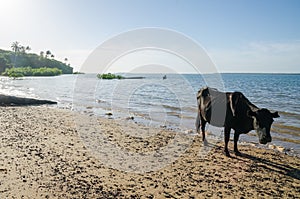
(195, 87), (279, 157)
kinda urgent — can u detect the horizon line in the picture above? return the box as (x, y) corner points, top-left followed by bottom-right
(76, 72), (300, 75)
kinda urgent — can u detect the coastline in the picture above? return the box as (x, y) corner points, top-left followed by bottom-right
(1, 73), (299, 155)
(0, 106), (299, 198)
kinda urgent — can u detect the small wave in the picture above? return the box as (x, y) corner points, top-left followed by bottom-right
(166, 111), (181, 117)
(272, 136), (300, 144)
(181, 106), (198, 113)
(278, 111), (300, 119)
(162, 104), (181, 111)
(181, 115), (197, 120)
(0, 89), (34, 98)
(272, 123), (300, 136)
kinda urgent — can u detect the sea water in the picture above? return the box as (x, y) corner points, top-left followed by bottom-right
(0, 73), (299, 154)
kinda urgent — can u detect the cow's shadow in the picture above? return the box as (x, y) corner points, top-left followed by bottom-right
(234, 152), (300, 181)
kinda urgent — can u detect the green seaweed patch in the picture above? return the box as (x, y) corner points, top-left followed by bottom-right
(73, 71), (85, 74)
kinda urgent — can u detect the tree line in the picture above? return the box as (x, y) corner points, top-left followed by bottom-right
(2, 67), (62, 78)
(0, 41), (73, 74)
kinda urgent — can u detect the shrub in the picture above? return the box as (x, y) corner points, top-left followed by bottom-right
(2, 67), (62, 77)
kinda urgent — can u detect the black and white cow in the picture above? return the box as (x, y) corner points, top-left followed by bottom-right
(196, 87), (279, 157)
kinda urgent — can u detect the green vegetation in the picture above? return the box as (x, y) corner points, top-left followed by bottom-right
(97, 73), (124, 79)
(0, 41), (73, 76)
(73, 71), (85, 74)
(2, 67), (62, 77)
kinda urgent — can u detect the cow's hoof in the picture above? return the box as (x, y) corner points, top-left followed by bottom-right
(224, 150), (231, 157)
(234, 151), (242, 156)
(203, 139), (209, 146)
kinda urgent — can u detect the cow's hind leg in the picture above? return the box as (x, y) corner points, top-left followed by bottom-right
(195, 111), (201, 134)
(234, 132), (241, 156)
(201, 118), (207, 142)
(224, 127), (231, 157)
(195, 112), (207, 144)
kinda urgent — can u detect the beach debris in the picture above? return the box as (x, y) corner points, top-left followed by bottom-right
(285, 148), (292, 152)
(268, 144), (286, 152)
(249, 143), (256, 147)
(276, 146), (285, 152)
(268, 144), (276, 149)
(268, 144), (285, 152)
(126, 116), (134, 120)
(105, 112), (113, 116)
(96, 99), (105, 103)
(184, 129), (194, 134)
(0, 167), (7, 172)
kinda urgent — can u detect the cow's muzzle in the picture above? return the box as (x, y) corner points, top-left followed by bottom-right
(257, 128), (271, 145)
(259, 139), (268, 145)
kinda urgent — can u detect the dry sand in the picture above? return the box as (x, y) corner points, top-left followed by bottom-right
(0, 106), (299, 198)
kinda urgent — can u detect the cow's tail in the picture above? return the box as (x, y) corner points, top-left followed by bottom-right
(195, 89), (203, 133)
(195, 110), (201, 133)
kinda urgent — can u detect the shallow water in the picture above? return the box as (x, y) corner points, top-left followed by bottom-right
(0, 73), (299, 154)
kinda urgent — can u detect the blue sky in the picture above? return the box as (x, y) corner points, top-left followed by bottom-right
(0, 0), (299, 73)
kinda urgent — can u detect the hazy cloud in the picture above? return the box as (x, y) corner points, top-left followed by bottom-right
(209, 41), (300, 73)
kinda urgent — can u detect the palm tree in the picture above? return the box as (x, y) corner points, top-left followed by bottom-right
(11, 41), (20, 53)
(20, 46), (26, 53)
(40, 51), (45, 58)
(51, 54), (55, 59)
(11, 41), (21, 67)
(45, 50), (51, 58)
(25, 46), (31, 53)
(64, 57), (68, 64)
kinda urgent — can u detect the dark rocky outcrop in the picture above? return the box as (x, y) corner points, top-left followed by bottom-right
(0, 94), (57, 106)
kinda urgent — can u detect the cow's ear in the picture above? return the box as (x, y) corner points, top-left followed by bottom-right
(196, 90), (202, 99)
(247, 110), (256, 118)
(272, 111), (280, 118)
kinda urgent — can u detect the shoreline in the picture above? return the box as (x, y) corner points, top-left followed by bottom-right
(76, 103), (300, 156)
(0, 106), (299, 198)
(77, 105), (300, 158)
(1, 74), (299, 156)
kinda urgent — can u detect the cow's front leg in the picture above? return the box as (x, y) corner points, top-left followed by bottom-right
(234, 132), (241, 156)
(224, 127), (231, 157)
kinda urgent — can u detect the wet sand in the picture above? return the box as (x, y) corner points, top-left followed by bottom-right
(0, 106), (299, 198)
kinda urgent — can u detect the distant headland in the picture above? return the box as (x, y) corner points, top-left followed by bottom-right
(0, 41), (73, 77)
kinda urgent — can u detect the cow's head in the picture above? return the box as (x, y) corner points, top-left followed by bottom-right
(248, 109), (280, 144)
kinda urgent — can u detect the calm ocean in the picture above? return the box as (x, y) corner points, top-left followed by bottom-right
(1, 73), (299, 154)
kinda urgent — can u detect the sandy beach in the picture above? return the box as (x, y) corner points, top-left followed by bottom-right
(0, 106), (299, 198)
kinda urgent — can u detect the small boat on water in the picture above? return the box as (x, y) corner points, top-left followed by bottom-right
(163, 75), (167, 80)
